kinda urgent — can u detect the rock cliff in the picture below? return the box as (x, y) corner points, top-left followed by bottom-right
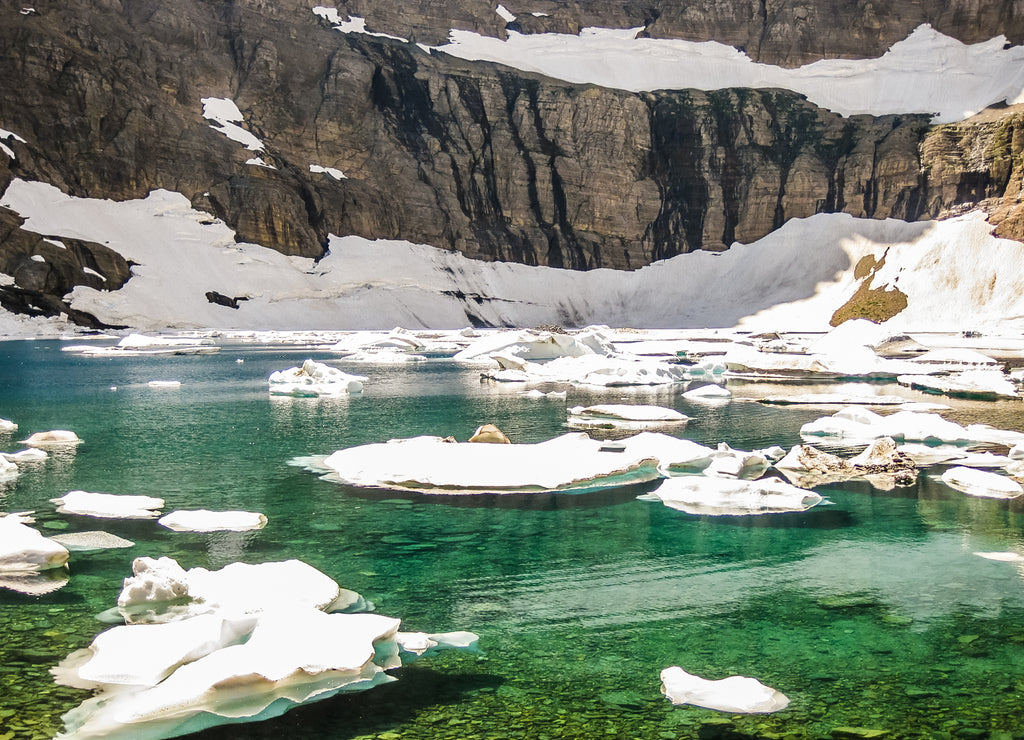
(0, 0), (1022, 324)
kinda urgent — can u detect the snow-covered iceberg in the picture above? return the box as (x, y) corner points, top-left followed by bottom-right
(453, 327), (613, 363)
(22, 429), (82, 447)
(0, 513), (70, 574)
(158, 510), (268, 533)
(897, 370), (1019, 400)
(641, 476), (823, 516)
(483, 353), (688, 387)
(660, 666), (789, 713)
(268, 359), (366, 397)
(800, 407), (1024, 446)
(321, 432), (662, 494)
(52, 490), (164, 519)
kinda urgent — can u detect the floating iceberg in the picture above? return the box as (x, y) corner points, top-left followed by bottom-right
(53, 490), (164, 519)
(322, 432), (662, 494)
(723, 344), (917, 379)
(158, 509), (268, 532)
(2, 447), (47, 462)
(483, 353), (688, 387)
(567, 404), (689, 429)
(682, 384), (732, 402)
(614, 432), (717, 473)
(896, 370), (1019, 400)
(63, 334), (220, 356)
(940, 467), (1024, 499)
(660, 666), (790, 713)
(0, 513), (70, 574)
(758, 392), (908, 406)
(641, 476), (822, 516)
(147, 380), (181, 389)
(0, 417), (16, 432)
(54, 555), (479, 740)
(0, 454), (17, 481)
(22, 429), (82, 447)
(800, 407), (1024, 446)
(268, 359), (366, 397)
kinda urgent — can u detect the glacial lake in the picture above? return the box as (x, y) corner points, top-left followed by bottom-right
(2, 338), (1023, 740)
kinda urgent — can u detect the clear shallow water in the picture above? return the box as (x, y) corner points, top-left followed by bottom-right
(1, 340), (1023, 740)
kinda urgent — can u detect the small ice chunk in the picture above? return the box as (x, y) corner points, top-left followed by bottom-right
(200, 96), (265, 151)
(940, 467), (1024, 499)
(496, 4), (516, 22)
(53, 490), (165, 519)
(0, 455), (17, 481)
(158, 509), (268, 532)
(22, 429), (82, 446)
(974, 551), (1024, 563)
(268, 359), (366, 396)
(661, 666), (789, 713)
(683, 384), (732, 401)
(0, 417), (17, 432)
(148, 380), (181, 388)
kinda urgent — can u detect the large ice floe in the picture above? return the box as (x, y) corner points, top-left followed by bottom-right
(53, 490), (164, 519)
(660, 666), (789, 713)
(322, 432), (663, 494)
(640, 476), (823, 516)
(53, 556), (477, 740)
(896, 370), (1020, 400)
(63, 333), (220, 357)
(268, 359), (366, 397)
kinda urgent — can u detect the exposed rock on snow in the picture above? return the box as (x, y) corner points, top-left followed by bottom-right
(0, 514), (70, 574)
(642, 476), (822, 516)
(567, 404), (689, 429)
(940, 467), (1024, 499)
(322, 433), (663, 494)
(158, 510), (268, 533)
(660, 666), (790, 712)
(52, 491), (164, 519)
(268, 359), (366, 397)
(22, 429), (82, 447)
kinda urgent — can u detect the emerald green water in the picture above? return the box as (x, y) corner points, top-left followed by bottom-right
(1, 340), (1023, 740)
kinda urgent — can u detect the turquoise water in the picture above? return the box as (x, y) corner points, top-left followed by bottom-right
(1, 340), (1023, 740)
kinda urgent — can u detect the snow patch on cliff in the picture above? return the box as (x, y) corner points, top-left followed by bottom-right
(430, 24), (1024, 123)
(1, 178), (1022, 334)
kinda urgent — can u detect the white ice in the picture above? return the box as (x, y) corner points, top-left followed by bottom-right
(660, 666), (790, 713)
(801, 407), (1024, 446)
(268, 358), (366, 396)
(52, 490), (164, 519)
(567, 404), (688, 429)
(0, 514), (70, 573)
(200, 97), (265, 152)
(642, 476), (822, 516)
(158, 509), (268, 532)
(896, 370), (1019, 400)
(309, 164), (346, 180)
(22, 429), (81, 446)
(940, 467), (1024, 499)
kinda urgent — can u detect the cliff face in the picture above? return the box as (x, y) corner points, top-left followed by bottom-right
(0, 0), (1022, 324)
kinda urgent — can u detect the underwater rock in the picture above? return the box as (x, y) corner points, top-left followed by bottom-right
(660, 666), (789, 712)
(48, 531), (135, 552)
(157, 510), (268, 532)
(52, 490), (164, 519)
(641, 476), (823, 515)
(268, 359), (366, 397)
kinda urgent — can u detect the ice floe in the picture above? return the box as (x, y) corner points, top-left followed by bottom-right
(147, 380), (181, 389)
(0, 454), (17, 481)
(660, 666), (790, 713)
(158, 509), (268, 533)
(2, 447), (48, 462)
(723, 343), (919, 379)
(682, 384), (731, 402)
(896, 370), (1019, 400)
(483, 353), (688, 387)
(453, 327), (614, 363)
(268, 359), (366, 397)
(55, 554), (478, 740)
(22, 429), (82, 447)
(0, 513), (70, 574)
(642, 476), (822, 516)
(939, 467), (1024, 499)
(800, 407), (1024, 446)
(52, 490), (164, 519)
(322, 432), (663, 494)
(0, 417), (17, 432)
(567, 404), (689, 429)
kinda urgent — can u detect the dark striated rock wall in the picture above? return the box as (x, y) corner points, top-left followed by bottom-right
(0, 0), (1022, 323)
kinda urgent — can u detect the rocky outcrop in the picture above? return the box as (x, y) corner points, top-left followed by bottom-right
(0, 0), (1023, 324)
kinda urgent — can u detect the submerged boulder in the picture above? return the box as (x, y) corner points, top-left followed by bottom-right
(660, 666), (789, 713)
